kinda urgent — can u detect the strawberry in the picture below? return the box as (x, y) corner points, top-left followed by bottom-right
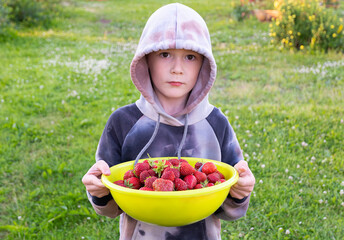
(164, 167), (180, 179)
(174, 178), (188, 191)
(194, 171), (207, 183)
(179, 158), (188, 163)
(140, 170), (153, 183)
(152, 178), (174, 191)
(201, 162), (217, 175)
(161, 170), (175, 182)
(184, 174), (197, 189)
(151, 159), (170, 177)
(207, 172), (221, 183)
(125, 177), (141, 189)
(144, 176), (157, 189)
(215, 179), (226, 184)
(194, 162), (203, 170)
(215, 170), (225, 179)
(180, 162), (196, 176)
(168, 158), (180, 167)
(123, 169), (136, 180)
(194, 183), (204, 189)
(114, 180), (126, 187)
(139, 186), (154, 191)
(134, 162), (151, 177)
(207, 182), (215, 187)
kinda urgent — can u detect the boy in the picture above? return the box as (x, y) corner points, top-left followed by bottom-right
(82, 3), (255, 240)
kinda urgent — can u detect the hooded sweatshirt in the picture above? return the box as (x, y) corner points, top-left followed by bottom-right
(88, 3), (250, 240)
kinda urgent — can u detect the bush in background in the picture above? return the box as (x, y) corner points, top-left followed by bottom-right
(269, 0), (344, 52)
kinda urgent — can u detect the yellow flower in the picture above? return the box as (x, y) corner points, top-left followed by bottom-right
(338, 25), (343, 34)
(290, 35), (294, 39)
(276, 21), (280, 26)
(288, 30), (293, 35)
(271, 39), (274, 43)
(332, 33), (337, 38)
(330, 25), (335, 29)
(300, 45), (304, 50)
(297, 32), (301, 36)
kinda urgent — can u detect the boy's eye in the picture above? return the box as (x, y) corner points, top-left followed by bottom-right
(186, 55), (196, 60)
(160, 52), (170, 58)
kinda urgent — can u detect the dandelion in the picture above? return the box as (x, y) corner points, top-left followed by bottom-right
(332, 33), (337, 38)
(300, 45), (304, 50)
(285, 229), (290, 234)
(330, 25), (335, 29)
(338, 25), (343, 34)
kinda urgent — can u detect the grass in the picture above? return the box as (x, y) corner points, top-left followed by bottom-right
(0, 0), (343, 239)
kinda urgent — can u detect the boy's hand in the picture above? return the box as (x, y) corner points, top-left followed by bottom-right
(229, 160), (255, 200)
(82, 160), (111, 198)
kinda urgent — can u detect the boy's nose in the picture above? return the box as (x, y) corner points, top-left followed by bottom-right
(171, 58), (183, 74)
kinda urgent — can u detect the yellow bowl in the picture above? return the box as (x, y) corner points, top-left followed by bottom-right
(101, 157), (238, 227)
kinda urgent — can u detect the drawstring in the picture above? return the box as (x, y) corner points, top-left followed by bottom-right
(134, 114), (161, 166)
(134, 113), (189, 165)
(177, 114), (188, 160)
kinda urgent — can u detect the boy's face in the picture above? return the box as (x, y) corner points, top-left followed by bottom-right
(147, 49), (203, 106)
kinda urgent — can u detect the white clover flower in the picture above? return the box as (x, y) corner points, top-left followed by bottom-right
(259, 180), (263, 184)
(323, 191), (327, 194)
(285, 168), (289, 173)
(299, 189), (303, 193)
(285, 229), (290, 234)
(340, 190), (344, 195)
(239, 232), (245, 237)
(39, 85), (44, 89)
(297, 164), (300, 168)
(311, 156), (316, 161)
(341, 202), (344, 207)
(301, 142), (308, 147)
(255, 121), (259, 124)
(235, 116), (239, 119)
(341, 181), (344, 186)
(289, 176), (293, 180)
(299, 221), (302, 224)
(278, 227), (283, 231)
(87, 217), (91, 220)
(261, 164), (265, 168)
(292, 126), (295, 129)
(319, 199), (323, 204)
(323, 217), (327, 220)
(341, 119), (343, 123)
(61, 100), (65, 104)
(18, 216), (22, 220)
(250, 227), (254, 231)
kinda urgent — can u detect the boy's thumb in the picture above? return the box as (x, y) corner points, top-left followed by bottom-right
(235, 161), (248, 176)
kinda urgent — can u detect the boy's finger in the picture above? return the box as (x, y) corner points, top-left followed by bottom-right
(95, 160), (111, 176)
(234, 160), (248, 175)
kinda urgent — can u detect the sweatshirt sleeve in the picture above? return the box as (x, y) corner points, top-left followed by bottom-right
(88, 104), (142, 217)
(207, 108), (250, 221)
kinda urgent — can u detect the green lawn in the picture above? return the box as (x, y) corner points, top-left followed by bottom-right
(1, 0), (343, 239)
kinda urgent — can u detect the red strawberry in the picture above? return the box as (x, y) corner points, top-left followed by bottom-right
(207, 172), (221, 183)
(114, 180), (126, 187)
(215, 179), (226, 184)
(184, 174), (197, 189)
(174, 178), (188, 191)
(194, 183), (204, 189)
(202, 162), (217, 175)
(151, 160), (170, 177)
(147, 169), (157, 177)
(139, 186), (154, 191)
(179, 158), (188, 163)
(164, 167), (180, 179)
(134, 162), (151, 177)
(168, 158), (180, 167)
(144, 176), (157, 189)
(180, 162), (196, 176)
(152, 178), (174, 191)
(194, 171), (207, 183)
(207, 182), (215, 187)
(161, 170), (175, 182)
(215, 170), (225, 179)
(123, 169), (136, 180)
(140, 170), (153, 183)
(194, 162), (203, 170)
(125, 177), (141, 189)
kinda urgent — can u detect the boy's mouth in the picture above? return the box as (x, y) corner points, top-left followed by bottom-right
(168, 81), (183, 86)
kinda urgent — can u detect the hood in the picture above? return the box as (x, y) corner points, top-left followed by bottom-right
(130, 3), (216, 125)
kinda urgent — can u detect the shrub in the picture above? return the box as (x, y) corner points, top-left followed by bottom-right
(269, 0), (344, 52)
(4, 0), (61, 28)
